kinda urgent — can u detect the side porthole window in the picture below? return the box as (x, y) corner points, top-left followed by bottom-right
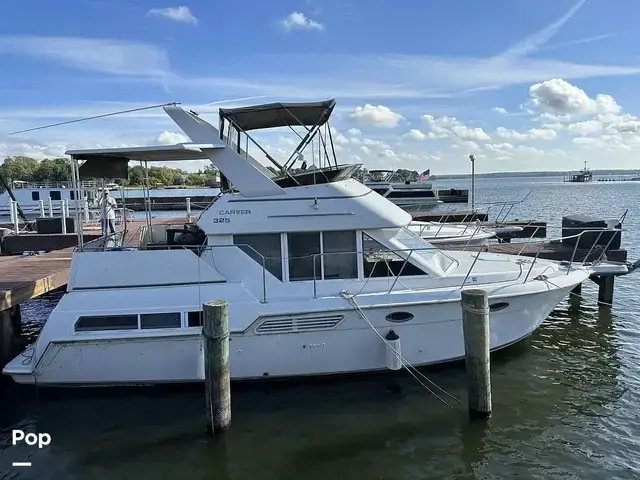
(489, 302), (509, 312)
(385, 311), (414, 323)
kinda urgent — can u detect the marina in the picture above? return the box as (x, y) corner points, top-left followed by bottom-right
(5, 1), (640, 476)
(1, 169), (639, 478)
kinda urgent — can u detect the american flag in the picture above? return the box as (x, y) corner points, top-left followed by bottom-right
(419, 169), (430, 182)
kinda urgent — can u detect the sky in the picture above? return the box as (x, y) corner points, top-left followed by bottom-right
(1, 0), (640, 174)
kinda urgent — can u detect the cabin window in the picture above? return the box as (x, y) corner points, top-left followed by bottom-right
(70, 191), (75, 200)
(322, 231), (358, 279)
(49, 190), (61, 201)
(31, 191), (40, 201)
(362, 233), (426, 277)
(140, 312), (181, 329)
(233, 233), (283, 280)
(288, 232), (321, 281)
(75, 315), (138, 332)
(187, 311), (203, 327)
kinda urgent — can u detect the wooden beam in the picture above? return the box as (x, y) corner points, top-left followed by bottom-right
(0, 268), (70, 311)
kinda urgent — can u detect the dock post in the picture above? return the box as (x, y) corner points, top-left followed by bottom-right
(47, 197), (53, 217)
(60, 200), (67, 235)
(12, 201), (19, 234)
(598, 275), (614, 305)
(186, 197), (192, 222)
(0, 306), (21, 368)
(9, 201), (18, 234)
(38, 200), (45, 218)
(64, 199), (70, 218)
(83, 199), (90, 223)
(203, 300), (231, 435)
(461, 289), (492, 419)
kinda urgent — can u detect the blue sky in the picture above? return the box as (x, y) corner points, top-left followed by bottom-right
(1, 0), (640, 174)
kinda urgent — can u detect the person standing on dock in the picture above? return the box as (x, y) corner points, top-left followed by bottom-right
(99, 189), (117, 236)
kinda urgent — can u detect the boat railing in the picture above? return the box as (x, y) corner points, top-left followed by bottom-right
(71, 225), (621, 304)
(410, 190), (533, 226)
(456, 226), (625, 287)
(9, 180), (102, 189)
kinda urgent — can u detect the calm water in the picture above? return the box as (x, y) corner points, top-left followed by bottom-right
(1, 175), (640, 479)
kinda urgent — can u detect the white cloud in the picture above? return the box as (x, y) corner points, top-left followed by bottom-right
(451, 125), (490, 141)
(402, 129), (427, 141)
(348, 104), (403, 128)
(147, 6), (198, 25)
(155, 131), (189, 144)
(491, 0), (586, 63)
(492, 107), (508, 114)
(281, 12), (323, 31)
(421, 115), (490, 141)
(495, 126), (557, 141)
(529, 78), (622, 117)
(0, 36), (169, 76)
(347, 128), (362, 137)
(566, 120), (603, 135)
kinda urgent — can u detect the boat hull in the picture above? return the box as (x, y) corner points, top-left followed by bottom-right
(4, 283), (577, 387)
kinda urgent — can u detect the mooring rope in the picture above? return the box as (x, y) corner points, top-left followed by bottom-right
(340, 290), (462, 410)
(540, 276), (614, 308)
(461, 304), (490, 315)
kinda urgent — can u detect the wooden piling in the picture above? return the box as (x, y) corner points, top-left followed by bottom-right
(0, 306), (21, 368)
(597, 275), (614, 305)
(203, 300), (231, 435)
(461, 289), (492, 419)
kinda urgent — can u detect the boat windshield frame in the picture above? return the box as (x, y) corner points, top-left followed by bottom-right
(380, 227), (457, 276)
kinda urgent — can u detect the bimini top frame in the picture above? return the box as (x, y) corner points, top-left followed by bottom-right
(65, 143), (221, 250)
(217, 99), (339, 183)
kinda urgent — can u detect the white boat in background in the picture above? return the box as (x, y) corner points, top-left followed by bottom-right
(365, 169), (442, 210)
(0, 180), (101, 216)
(408, 221), (496, 246)
(4, 99), (591, 387)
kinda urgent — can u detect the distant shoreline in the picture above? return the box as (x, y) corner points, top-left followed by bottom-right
(433, 169), (640, 180)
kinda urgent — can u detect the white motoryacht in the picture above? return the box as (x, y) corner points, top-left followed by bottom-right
(0, 180), (101, 217)
(364, 170), (441, 210)
(3, 99), (591, 387)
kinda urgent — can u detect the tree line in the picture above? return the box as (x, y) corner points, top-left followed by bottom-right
(0, 155), (425, 188)
(0, 156), (220, 187)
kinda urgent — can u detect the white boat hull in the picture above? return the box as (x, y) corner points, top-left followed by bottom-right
(4, 273), (583, 387)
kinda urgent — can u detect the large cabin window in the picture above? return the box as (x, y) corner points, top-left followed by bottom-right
(322, 231), (357, 279)
(187, 311), (203, 327)
(362, 233), (426, 277)
(75, 315), (138, 332)
(287, 231), (358, 281)
(49, 190), (61, 201)
(233, 233), (283, 280)
(288, 232), (321, 281)
(140, 312), (181, 329)
(31, 191), (40, 201)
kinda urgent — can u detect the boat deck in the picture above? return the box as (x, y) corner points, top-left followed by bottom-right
(0, 218), (185, 310)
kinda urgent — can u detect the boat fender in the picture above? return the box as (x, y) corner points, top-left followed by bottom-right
(385, 329), (402, 371)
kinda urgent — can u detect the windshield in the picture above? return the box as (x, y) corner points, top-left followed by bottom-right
(382, 227), (456, 274)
